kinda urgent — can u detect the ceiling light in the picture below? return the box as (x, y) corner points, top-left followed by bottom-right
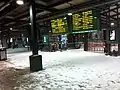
(16, 0), (24, 5)
(64, 17), (66, 19)
(10, 28), (12, 30)
(111, 22), (114, 26)
(68, 13), (72, 16)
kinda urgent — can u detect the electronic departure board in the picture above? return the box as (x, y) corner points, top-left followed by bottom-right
(72, 10), (98, 32)
(51, 17), (68, 34)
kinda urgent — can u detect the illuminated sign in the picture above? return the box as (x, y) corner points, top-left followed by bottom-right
(43, 35), (49, 44)
(109, 30), (116, 41)
(72, 10), (98, 32)
(51, 17), (68, 34)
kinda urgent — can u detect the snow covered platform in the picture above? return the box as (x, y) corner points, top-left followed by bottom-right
(7, 48), (29, 54)
(1, 49), (120, 90)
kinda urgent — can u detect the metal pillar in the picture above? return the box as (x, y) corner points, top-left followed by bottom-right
(117, 3), (120, 55)
(29, 0), (38, 55)
(84, 33), (88, 51)
(0, 31), (2, 47)
(107, 6), (111, 54)
(29, 0), (42, 72)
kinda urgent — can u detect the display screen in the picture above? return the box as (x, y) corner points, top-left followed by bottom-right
(110, 30), (116, 41)
(72, 10), (96, 31)
(51, 17), (68, 34)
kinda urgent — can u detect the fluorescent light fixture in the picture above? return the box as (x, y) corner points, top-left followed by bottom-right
(111, 22), (114, 26)
(16, 0), (24, 5)
(68, 13), (72, 16)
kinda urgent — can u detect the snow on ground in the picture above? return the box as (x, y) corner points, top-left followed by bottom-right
(3, 49), (120, 90)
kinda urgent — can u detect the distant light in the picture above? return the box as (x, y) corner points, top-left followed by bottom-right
(43, 36), (47, 43)
(10, 38), (13, 42)
(64, 17), (66, 19)
(16, 0), (24, 5)
(21, 34), (23, 36)
(27, 38), (28, 42)
(10, 28), (12, 30)
(94, 17), (97, 19)
(68, 13), (72, 16)
(29, 23), (31, 25)
(111, 22), (114, 26)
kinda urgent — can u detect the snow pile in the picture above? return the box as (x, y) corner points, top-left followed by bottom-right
(6, 50), (120, 90)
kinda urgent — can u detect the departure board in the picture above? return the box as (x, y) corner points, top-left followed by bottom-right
(73, 10), (97, 31)
(51, 17), (68, 34)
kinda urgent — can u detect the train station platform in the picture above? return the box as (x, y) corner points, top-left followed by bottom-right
(0, 49), (120, 90)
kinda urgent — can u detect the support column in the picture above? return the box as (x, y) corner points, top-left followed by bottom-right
(0, 31), (2, 47)
(84, 33), (88, 51)
(116, 3), (120, 55)
(2, 36), (7, 48)
(107, 6), (111, 54)
(29, 0), (42, 72)
(29, 0), (38, 55)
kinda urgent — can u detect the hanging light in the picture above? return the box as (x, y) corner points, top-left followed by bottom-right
(64, 17), (66, 19)
(10, 28), (13, 30)
(111, 22), (114, 26)
(29, 23), (31, 25)
(16, 0), (24, 5)
(68, 13), (72, 16)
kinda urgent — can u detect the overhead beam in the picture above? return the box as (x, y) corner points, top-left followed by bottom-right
(109, 12), (120, 17)
(101, 13), (117, 20)
(112, 10), (117, 13)
(0, 1), (18, 19)
(2, 0), (120, 29)
(35, 3), (58, 12)
(47, 0), (72, 7)
(0, 1), (11, 11)
(101, 5), (120, 14)
(18, 0), (118, 27)
(0, 2), (29, 20)
(2, 20), (28, 30)
(11, 3), (58, 21)
(0, 0), (11, 2)
(35, 0), (47, 6)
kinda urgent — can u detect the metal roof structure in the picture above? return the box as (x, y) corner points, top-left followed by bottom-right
(0, 0), (120, 32)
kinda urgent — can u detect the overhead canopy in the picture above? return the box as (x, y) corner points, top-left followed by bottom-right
(0, 0), (120, 31)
